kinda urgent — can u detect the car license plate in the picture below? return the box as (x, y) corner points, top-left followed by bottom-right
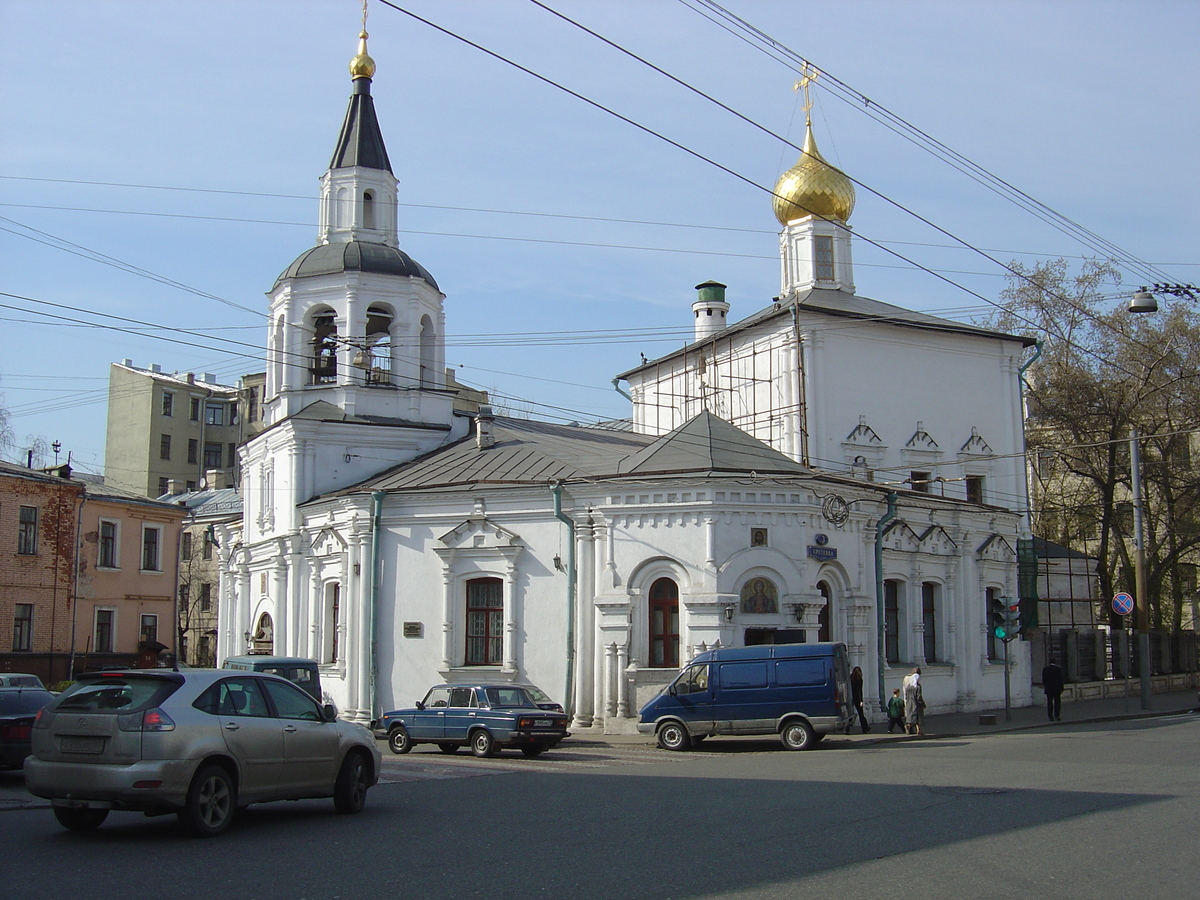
(535, 719), (553, 728)
(60, 735), (106, 754)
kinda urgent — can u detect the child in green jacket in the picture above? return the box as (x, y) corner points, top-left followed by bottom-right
(886, 688), (905, 733)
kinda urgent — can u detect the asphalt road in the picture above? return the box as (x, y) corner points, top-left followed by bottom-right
(2, 714), (1198, 900)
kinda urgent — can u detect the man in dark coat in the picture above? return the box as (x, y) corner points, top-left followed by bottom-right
(1042, 660), (1065, 721)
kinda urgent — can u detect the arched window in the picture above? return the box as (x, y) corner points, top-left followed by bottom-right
(419, 314), (436, 386)
(364, 305), (393, 385)
(336, 187), (348, 228)
(251, 612), (274, 655)
(362, 191), (375, 230)
(271, 317), (285, 396)
(310, 310), (337, 384)
(648, 577), (679, 668)
(466, 577), (503, 665)
(817, 581), (831, 642)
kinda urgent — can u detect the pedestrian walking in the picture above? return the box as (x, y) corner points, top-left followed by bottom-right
(850, 666), (870, 733)
(886, 687), (905, 733)
(902, 667), (925, 735)
(1042, 659), (1065, 721)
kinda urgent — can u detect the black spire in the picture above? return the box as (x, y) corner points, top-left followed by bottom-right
(329, 76), (392, 173)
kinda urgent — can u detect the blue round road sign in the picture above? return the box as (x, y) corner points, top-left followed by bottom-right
(1112, 592), (1135, 616)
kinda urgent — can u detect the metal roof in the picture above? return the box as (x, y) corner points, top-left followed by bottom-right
(274, 241), (439, 291)
(322, 410), (811, 499)
(619, 287), (1036, 378)
(329, 77), (392, 173)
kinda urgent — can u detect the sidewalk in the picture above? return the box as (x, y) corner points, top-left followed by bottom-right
(569, 687), (1200, 747)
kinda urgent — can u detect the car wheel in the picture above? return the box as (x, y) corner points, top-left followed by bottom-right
(657, 721), (691, 751)
(178, 763), (236, 837)
(53, 806), (109, 831)
(520, 744), (546, 758)
(388, 725), (412, 755)
(781, 720), (815, 751)
(471, 729), (496, 758)
(333, 751), (371, 814)
(437, 742), (460, 754)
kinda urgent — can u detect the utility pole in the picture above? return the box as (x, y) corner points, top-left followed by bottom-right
(1130, 428), (1152, 709)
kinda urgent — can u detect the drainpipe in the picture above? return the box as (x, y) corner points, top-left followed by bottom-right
(1018, 339), (1043, 390)
(875, 492), (898, 714)
(611, 377), (631, 401)
(369, 490), (385, 723)
(551, 482), (577, 722)
(68, 489), (86, 681)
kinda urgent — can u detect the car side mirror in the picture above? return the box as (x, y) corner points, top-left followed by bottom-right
(668, 684), (677, 696)
(323, 704), (337, 722)
(415, 700), (425, 710)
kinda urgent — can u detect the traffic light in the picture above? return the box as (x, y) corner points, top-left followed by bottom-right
(992, 597), (1020, 642)
(990, 595), (1007, 640)
(1001, 601), (1021, 642)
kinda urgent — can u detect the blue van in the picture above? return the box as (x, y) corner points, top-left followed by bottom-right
(637, 642), (853, 750)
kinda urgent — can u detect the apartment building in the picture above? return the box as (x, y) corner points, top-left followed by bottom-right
(104, 361), (262, 498)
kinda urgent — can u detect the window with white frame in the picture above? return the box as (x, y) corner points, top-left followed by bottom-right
(814, 234), (835, 281)
(141, 525), (163, 571)
(922, 582), (940, 663)
(648, 577), (680, 668)
(98, 519), (119, 568)
(465, 577), (503, 666)
(965, 475), (985, 504)
(140, 614), (158, 644)
(323, 582), (341, 664)
(884, 579), (902, 663)
(94, 608), (115, 653)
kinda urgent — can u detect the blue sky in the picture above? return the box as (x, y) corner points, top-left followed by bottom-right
(1, 0), (1196, 477)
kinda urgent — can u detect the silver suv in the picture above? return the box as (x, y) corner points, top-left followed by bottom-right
(25, 669), (380, 836)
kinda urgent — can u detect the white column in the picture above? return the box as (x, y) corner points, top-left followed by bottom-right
(272, 551), (288, 655)
(441, 570), (454, 670)
(574, 517), (596, 728)
(503, 562), (518, 673)
(616, 643), (630, 718)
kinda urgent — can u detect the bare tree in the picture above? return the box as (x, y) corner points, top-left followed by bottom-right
(985, 259), (1200, 630)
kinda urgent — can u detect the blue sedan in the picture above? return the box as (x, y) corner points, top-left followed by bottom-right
(377, 684), (568, 758)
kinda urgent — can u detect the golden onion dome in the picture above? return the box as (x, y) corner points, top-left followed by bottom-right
(350, 31), (376, 79)
(772, 124), (856, 225)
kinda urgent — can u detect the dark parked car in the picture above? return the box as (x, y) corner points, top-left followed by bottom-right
(516, 683), (565, 713)
(377, 684), (568, 758)
(0, 687), (55, 768)
(24, 669), (380, 836)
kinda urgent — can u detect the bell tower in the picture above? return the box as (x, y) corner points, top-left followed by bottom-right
(773, 70), (856, 298)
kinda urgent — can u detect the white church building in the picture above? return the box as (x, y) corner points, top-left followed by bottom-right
(218, 32), (1034, 731)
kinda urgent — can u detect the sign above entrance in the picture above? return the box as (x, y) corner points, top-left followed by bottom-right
(807, 545), (837, 561)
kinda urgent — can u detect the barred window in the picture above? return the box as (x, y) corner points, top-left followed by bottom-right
(465, 577), (503, 666)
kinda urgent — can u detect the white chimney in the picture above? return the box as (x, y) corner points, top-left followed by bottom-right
(476, 406), (495, 450)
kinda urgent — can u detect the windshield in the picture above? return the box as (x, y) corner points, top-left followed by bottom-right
(483, 687), (537, 708)
(55, 675), (181, 713)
